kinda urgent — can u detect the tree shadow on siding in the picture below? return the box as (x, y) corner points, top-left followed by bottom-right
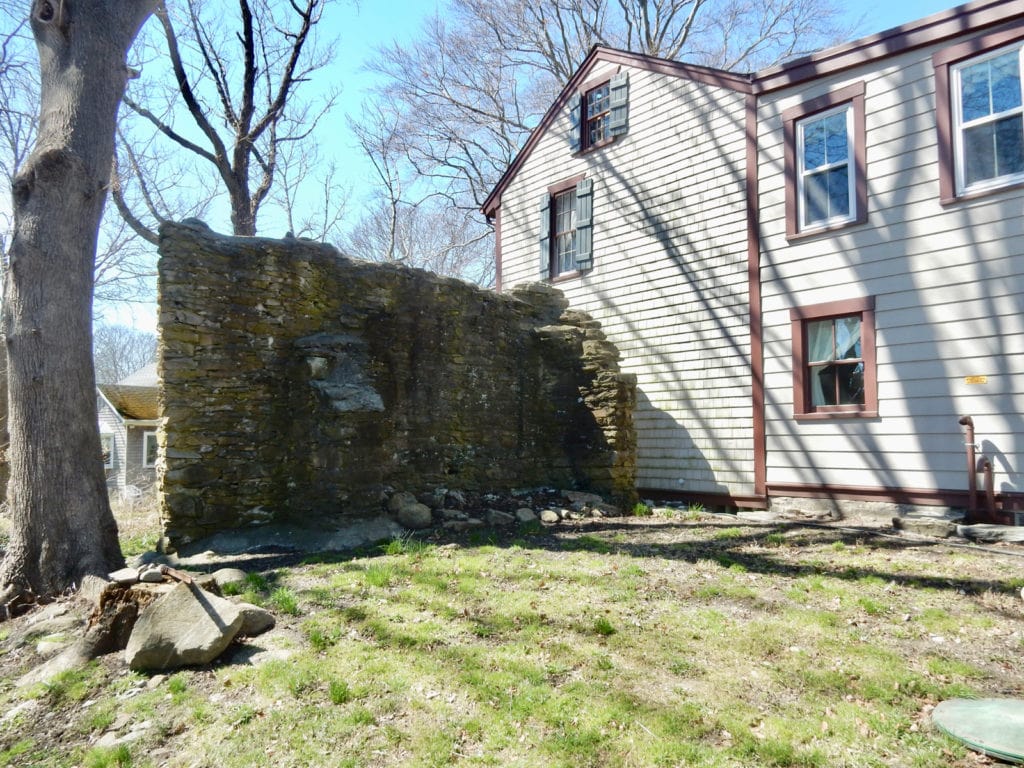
(633, 388), (729, 499)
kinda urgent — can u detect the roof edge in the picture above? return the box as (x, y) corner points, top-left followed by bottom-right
(755, 0), (1024, 92)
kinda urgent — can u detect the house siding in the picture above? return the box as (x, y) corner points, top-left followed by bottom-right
(499, 63), (755, 498)
(758, 42), (1024, 500)
(97, 396), (127, 490)
(125, 426), (157, 489)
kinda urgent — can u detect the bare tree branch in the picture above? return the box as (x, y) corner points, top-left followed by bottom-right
(118, 0), (342, 237)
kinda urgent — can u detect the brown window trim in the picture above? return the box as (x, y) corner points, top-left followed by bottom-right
(790, 296), (877, 420)
(547, 175), (585, 196)
(782, 81), (867, 241)
(546, 175), (586, 281)
(933, 22), (1024, 205)
(576, 74), (618, 155)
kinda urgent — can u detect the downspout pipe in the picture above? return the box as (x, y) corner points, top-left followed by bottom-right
(958, 415), (977, 522)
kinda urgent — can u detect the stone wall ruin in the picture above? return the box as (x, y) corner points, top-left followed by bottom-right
(157, 221), (636, 545)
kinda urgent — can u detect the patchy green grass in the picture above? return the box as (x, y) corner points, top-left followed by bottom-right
(3, 518), (1022, 767)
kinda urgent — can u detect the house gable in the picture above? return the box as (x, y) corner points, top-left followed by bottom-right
(481, 47), (753, 219)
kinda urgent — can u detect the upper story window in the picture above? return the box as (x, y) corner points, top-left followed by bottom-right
(782, 82), (867, 240)
(797, 105), (854, 228)
(569, 72), (629, 153)
(552, 187), (578, 277)
(790, 296), (877, 420)
(952, 43), (1024, 194)
(584, 82), (611, 149)
(934, 26), (1024, 203)
(538, 176), (593, 280)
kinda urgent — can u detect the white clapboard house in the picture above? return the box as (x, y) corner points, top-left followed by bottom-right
(483, 0), (1024, 520)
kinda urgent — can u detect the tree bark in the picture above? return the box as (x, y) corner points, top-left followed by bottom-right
(0, 0), (156, 613)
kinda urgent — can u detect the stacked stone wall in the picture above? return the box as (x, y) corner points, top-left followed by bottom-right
(157, 221), (636, 544)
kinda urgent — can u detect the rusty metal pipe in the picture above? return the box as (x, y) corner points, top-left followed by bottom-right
(982, 457), (996, 521)
(958, 415), (977, 521)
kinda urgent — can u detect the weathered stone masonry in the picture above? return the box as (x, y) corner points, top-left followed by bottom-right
(157, 221), (637, 545)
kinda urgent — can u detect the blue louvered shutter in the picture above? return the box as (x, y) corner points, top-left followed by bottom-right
(538, 193), (551, 278)
(608, 72), (629, 137)
(569, 94), (582, 152)
(575, 178), (593, 271)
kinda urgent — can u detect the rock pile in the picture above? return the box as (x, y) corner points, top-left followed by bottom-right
(386, 487), (622, 533)
(105, 565), (275, 672)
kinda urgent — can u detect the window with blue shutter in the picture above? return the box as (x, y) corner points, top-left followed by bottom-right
(575, 178), (593, 270)
(608, 71), (629, 136)
(540, 176), (594, 279)
(572, 72), (629, 152)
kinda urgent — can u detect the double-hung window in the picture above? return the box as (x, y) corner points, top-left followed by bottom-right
(934, 29), (1024, 202)
(143, 431), (158, 468)
(797, 106), (854, 228)
(569, 72), (629, 153)
(551, 188), (577, 277)
(790, 297), (877, 419)
(952, 43), (1024, 193)
(783, 82), (867, 238)
(584, 82), (611, 149)
(539, 176), (593, 280)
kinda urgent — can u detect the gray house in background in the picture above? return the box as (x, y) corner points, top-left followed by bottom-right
(97, 363), (160, 492)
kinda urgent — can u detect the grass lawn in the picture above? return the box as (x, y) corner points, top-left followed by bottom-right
(1, 512), (1021, 767)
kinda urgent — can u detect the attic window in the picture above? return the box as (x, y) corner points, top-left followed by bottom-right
(584, 82), (611, 149)
(570, 71), (629, 153)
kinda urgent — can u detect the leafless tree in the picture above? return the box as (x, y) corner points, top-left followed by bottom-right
(360, 0), (852, 215)
(93, 324), (157, 385)
(346, 97), (495, 283)
(343, 198), (494, 286)
(271, 139), (350, 241)
(113, 0), (340, 239)
(1, 0), (156, 610)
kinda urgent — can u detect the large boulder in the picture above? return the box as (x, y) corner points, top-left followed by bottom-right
(125, 582), (244, 671)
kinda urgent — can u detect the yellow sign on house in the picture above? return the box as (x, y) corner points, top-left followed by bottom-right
(964, 375), (988, 385)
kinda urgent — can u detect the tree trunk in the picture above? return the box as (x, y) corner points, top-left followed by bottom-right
(0, 0), (156, 612)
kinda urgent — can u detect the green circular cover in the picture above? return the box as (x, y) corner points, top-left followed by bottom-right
(932, 698), (1024, 764)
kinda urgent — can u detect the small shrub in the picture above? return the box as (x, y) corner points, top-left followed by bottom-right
(83, 744), (132, 768)
(593, 616), (616, 636)
(364, 562), (396, 588)
(329, 679), (352, 704)
(632, 502), (652, 517)
(244, 573), (270, 592)
(763, 532), (787, 547)
(858, 597), (886, 616)
(269, 587), (301, 616)
(304, 619), (341, 651)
